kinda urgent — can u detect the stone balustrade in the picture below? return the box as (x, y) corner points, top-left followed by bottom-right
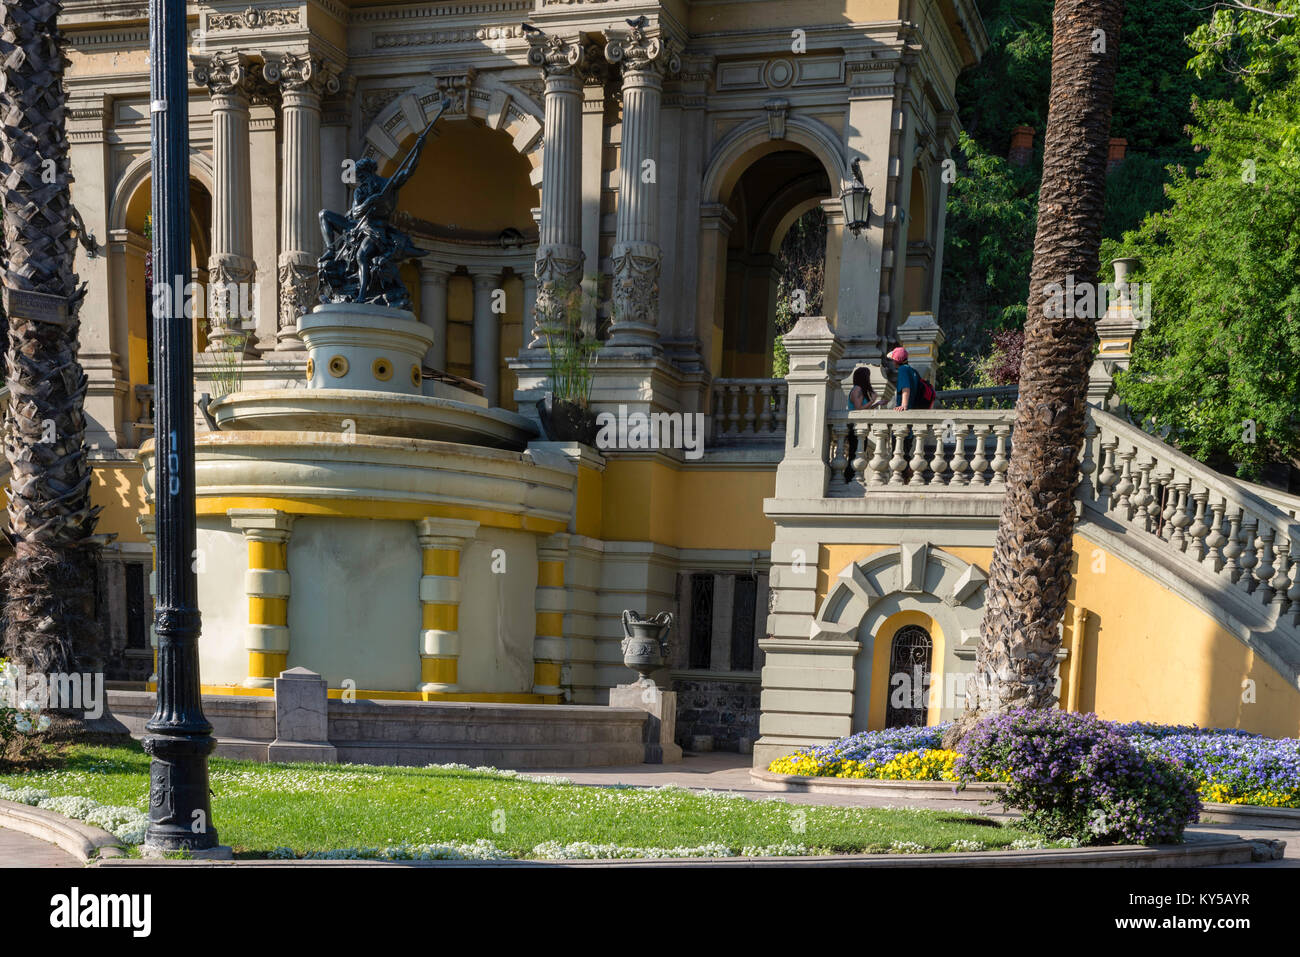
(711, 378), (788, 442)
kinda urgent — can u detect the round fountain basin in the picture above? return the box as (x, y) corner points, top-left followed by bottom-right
(209, 388), (538, 450)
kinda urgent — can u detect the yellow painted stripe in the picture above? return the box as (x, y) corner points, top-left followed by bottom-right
(533, 661), (562, 688)
(193, 496), (566, 534)
(248, 540), (286, 570)
(248, 651), (288, 679)
(423, 603), (458, 631)
(537, 561), (565, 588)
(423, 548), (459, 576)
(420, 656), (458, 686)
(535, 611), (564, 637)
(249, 597), (288, 626)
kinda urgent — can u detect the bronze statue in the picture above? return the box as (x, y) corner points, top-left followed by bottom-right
(318, 96), (451, 311)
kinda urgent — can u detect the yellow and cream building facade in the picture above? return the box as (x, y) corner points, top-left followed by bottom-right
(48, 0), (1300, 761)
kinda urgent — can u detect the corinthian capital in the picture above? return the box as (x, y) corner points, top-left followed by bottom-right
(523, 24), (585, 77)
(604, 15), (680, 76)
(193, 51), (255, 97)
(262, 50), (341, 97)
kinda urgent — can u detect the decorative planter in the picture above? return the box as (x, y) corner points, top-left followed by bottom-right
(620, 610), (673, 684)
(298, 302), (433, 396)
(536, 395), (600, 446)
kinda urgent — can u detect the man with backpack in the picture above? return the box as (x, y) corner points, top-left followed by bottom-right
(887, 346), (935, 410)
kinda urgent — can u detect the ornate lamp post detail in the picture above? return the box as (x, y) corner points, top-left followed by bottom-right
(524, 25), (586, 345)
(142, 0), (222, 855)
(604, 16), (678, 349)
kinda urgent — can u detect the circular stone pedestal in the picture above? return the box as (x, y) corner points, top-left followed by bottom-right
(299, 302), (432, 395)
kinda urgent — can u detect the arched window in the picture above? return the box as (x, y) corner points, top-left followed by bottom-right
(884, 624), (933, 728)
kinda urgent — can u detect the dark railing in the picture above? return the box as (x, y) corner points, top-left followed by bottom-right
(935, 385), (1019, 410)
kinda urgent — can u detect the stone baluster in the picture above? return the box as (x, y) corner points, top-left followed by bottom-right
(1149, 470), (1170, 536)
(711, 389), (726, 441)
(1113, 447), (1135, 519)
(969, 425), (990, 487)
(908, 425), (928, 487)
(774, 387), (789, 431)
(828, 422), (848, 489)
(867, 423), (890, 486)
(1204, 498), (1228, 572)
(1253, 525), (1276, 603)
(888, 424), (908, 486)
(1186, 490), (1210, 562)
(929, 423), (949, 486)
(1287, 537), (1300, 625)
(1269, 534), (1290, 616)
(727, 384), (741, 435)
(526, 29), (586, 348)
(193, 52), (259, 352)
(850, 423), (870, 487)
(1095, 438), (1118, 511)
(1078, 419), (1099, 503)
(1237, 516), (1259, 590)
(1222, 508), (1244, 582)
(742, 387), (757, 434)
(949, 423), (970, 486)
(265, 50), (339, 351)
(604, 18), (679, 348)
(1168, 481), (1192, 551)
(990, 424), (1011, 485)
(1132, 459), (1155, 531)
(758, 383), (774, 433)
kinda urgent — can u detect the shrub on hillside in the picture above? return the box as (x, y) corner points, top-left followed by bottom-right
(953, 710), (1201, 845)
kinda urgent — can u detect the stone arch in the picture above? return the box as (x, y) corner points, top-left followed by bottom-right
(108, 149), (216, 232)
(811, 544), (989, 729)
(359, 77), (545, 187)
(701, 114), (849, 207)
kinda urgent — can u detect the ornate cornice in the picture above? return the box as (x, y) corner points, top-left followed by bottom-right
(373, 23), (524, 50)
(208, 6), (301, 32)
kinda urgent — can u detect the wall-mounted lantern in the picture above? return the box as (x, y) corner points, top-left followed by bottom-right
(841, 158), (871, 236)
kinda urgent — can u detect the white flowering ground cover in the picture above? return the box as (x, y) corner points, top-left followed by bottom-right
(0, 745), (1027, 860)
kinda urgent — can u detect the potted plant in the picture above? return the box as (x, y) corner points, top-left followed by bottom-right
(535, 276), (601, 445)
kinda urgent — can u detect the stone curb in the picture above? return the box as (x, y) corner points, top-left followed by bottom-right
(1199, 802), (1300, 830)
(749, 768), (1004, 803)
(0, 798), (127, 864)
(92, 834), (1259, 867)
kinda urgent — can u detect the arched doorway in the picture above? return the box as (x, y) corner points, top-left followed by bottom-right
(386, 113), (539, 410)
(884, 624), (934, 729)
(717, 148), (831, 378)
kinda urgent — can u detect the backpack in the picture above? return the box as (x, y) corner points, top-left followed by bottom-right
(915, 376), (936, 409)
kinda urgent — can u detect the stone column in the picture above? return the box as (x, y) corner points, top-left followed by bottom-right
(418, 261), (452, 370)
(533, 534), (569, 698)
(229, 509), (295, 689)
(471, 271), (500, 405)
(193, 52), (258, 352)
(416, 518), (479, 695)
(604, 19), (679, 349)
(526, 30), (586, 348)
(265, 50), (339, 351)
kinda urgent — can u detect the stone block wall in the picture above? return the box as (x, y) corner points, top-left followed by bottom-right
(672, 675), (761, 753)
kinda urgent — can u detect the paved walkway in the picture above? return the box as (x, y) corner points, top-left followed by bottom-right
(0, 826), (82, 867)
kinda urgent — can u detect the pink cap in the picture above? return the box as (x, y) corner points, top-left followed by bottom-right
(888, 347), (909, 363)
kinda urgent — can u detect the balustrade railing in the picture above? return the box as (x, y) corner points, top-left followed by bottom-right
(816, 402), (1300, 638)
(935, 385), (1020, 410)
(711, 378), (788, 443)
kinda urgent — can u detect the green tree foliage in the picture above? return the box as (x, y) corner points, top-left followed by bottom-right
(1113, 92), (1300, 478)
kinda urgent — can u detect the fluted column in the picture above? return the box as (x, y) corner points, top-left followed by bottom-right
(605, 19), (679, 348)
(526, 29), (586, 346)
(418, 260), (452, 370)
(194, 52), (258, 352)
(265, 51), (339, 350)
(416, 518), (479, 695)
(471, 271), (500, 405)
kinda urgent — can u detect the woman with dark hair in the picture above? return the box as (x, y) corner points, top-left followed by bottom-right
(848, 365), (883, 410)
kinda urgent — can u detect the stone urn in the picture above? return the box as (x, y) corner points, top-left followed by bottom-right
(620, 610), (673, 684)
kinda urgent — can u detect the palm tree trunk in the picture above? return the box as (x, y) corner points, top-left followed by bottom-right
(0, 0), (103, 677)
(963, 0), (1126, 724)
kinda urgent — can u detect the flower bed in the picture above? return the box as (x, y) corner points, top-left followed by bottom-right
(769, 716), (1300, 809)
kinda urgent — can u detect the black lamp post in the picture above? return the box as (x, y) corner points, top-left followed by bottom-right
(841, 157), (872, 237)
(141, 0), (219, 853)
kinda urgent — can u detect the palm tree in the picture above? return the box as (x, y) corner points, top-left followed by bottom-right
(959, 0), (1127, 728)
(0, 0), (103, 678)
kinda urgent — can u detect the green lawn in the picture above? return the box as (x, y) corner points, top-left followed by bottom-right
(0, 744), (1031, 859)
